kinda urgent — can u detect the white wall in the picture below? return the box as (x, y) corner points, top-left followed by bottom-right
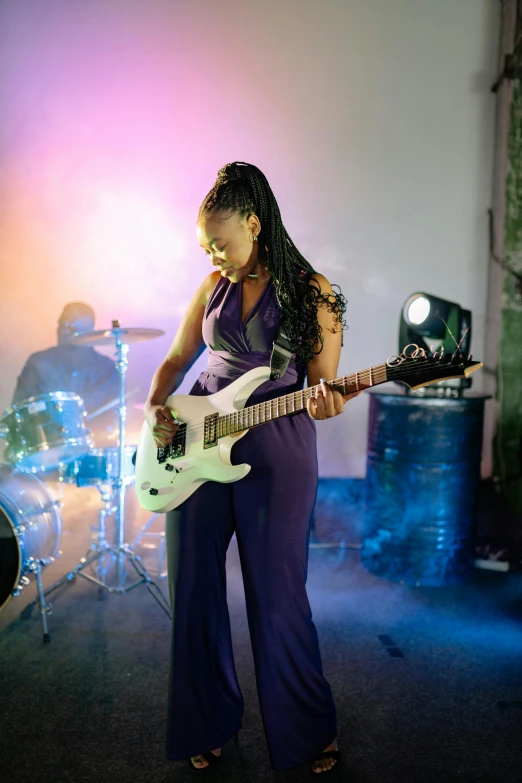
(0, 0), (499, 476)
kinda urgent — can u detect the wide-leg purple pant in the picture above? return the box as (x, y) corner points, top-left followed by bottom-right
(164, 412), (337, 772)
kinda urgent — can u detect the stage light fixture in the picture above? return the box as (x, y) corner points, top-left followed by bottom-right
(398, 292), (473, 396)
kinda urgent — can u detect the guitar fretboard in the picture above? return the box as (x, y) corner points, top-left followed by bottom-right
(215, 363), (388, 437)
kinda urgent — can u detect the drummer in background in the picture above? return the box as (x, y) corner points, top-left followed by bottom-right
(12, 302), (120, 441)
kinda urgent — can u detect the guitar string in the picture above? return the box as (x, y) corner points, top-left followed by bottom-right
(158, 356), (463, 446)
(155, 356), (466, 450)
(159, 367), (387, 444)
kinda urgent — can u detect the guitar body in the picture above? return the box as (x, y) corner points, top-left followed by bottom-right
(134, 347), (482, 515)
(135, 366), (272, 513)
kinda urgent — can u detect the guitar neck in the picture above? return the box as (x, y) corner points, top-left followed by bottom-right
(217, 363), (389, 437)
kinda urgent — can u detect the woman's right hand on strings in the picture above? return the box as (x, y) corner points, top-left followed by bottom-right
(145, 404), (179, 449)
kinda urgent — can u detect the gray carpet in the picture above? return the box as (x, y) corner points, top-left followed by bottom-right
(1, 502), (522, 783)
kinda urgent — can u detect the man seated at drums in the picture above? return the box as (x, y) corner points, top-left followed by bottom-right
(12, 302), (119, 440)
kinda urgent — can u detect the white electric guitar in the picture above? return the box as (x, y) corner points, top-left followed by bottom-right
(134, 346), (482, 513)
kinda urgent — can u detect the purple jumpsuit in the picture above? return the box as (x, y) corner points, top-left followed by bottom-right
(165, 275), (337, 772)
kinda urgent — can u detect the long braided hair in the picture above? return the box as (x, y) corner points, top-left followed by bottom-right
(198, 162), (347, 364)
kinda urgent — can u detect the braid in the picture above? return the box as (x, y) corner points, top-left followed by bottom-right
(198, 162), (347, 364)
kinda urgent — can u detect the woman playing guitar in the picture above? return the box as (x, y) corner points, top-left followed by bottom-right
(144, 162), (359, 775)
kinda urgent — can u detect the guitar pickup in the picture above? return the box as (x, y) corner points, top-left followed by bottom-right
(157, 422), (187, 463)
(203, 413), (219, 449)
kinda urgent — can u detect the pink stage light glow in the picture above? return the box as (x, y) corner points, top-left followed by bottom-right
(81, 187), (190, 305)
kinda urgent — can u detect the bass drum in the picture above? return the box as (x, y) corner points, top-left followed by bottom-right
(0, 467), (61, 611)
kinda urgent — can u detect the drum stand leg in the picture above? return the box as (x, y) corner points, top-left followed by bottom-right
(29, 481), (171, 621)
(33, 561), (52, 644)
(48, 539), (171, 617)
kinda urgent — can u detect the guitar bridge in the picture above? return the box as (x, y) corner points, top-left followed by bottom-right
(203, 413), (219, 449)
(157, 422), (187, 463)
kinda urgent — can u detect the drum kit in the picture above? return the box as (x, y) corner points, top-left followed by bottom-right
(0, 321), (171, 643)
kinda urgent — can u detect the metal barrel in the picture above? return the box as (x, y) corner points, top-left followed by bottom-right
(361, 393), (487, 586)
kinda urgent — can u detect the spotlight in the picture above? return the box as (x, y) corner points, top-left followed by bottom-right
(398, 292), (472, 396)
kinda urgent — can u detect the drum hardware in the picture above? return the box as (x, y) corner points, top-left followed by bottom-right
(61, 446), (137, 487)
(1, 392), (94, 473)
(84, 387), (140, 421)
(86, 485), (118, 583)
(0, 468), (62, 643)
(58, 453), (134, 585)
(28, 322), (171, 630)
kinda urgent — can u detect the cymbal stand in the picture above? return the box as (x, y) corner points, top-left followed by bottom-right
(25, 322), (171, 634)
(115, 330), (129, 589)
(86, 483), (117, 583)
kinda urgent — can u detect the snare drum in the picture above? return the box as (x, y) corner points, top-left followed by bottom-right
(0, 467), (61, 611)
(62, 446), (137, 488)
(2, 392), (94, 472)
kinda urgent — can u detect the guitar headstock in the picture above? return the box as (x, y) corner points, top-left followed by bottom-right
(386, 344), (482, 390)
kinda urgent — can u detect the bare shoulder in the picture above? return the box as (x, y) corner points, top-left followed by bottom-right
(197, 270), (221, 303)
(309, 272), (335, 295)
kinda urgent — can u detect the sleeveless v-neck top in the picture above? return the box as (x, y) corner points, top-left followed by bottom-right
(189, 276), (306, 403)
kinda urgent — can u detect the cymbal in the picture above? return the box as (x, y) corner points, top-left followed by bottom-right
(71, 327), (165, 346)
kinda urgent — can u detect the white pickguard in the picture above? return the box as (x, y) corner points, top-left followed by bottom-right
(134, 366), (271, 513)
